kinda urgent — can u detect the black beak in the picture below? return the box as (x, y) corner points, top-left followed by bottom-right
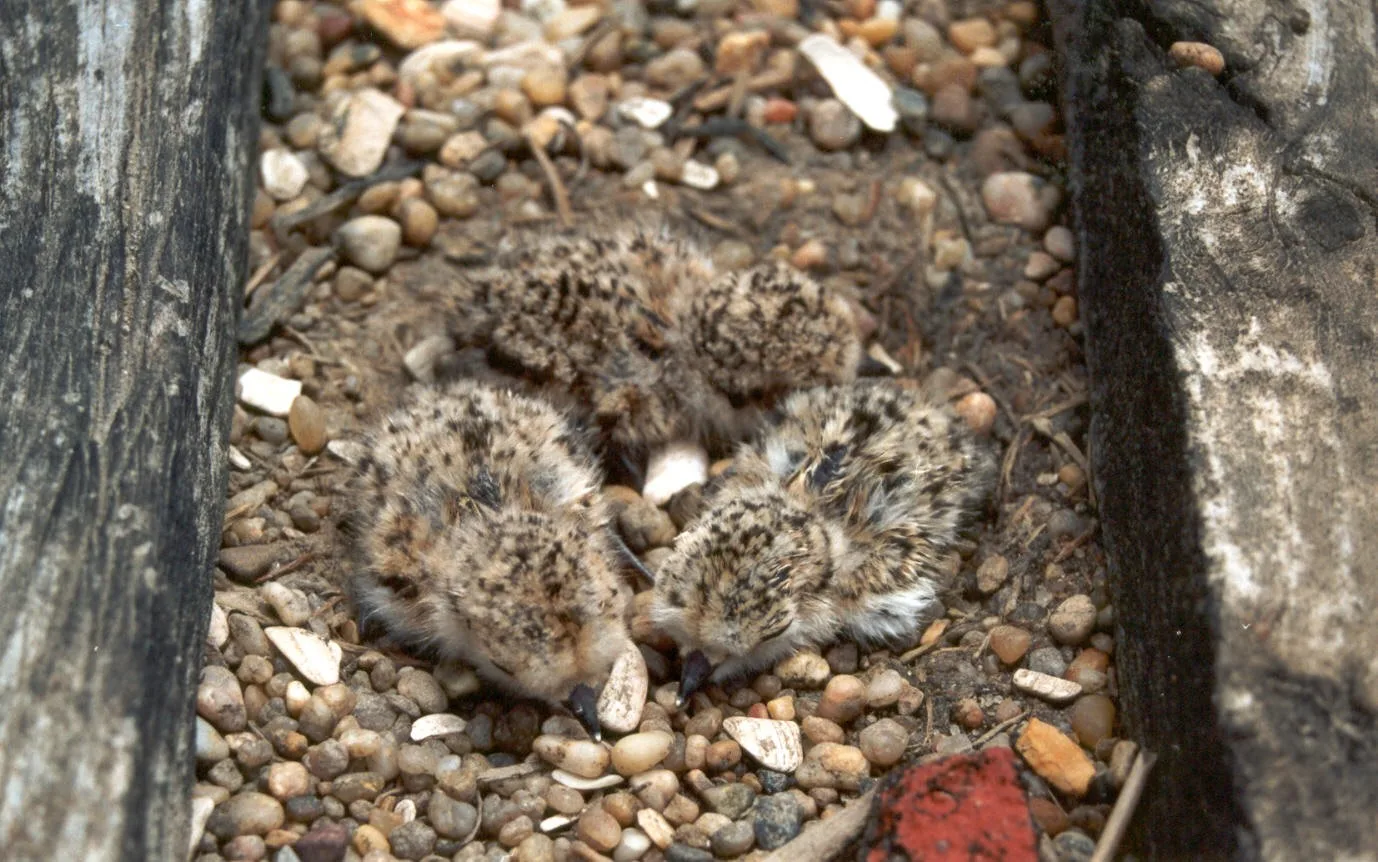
(677, 650), (714, 709)
(567, 683), (602, 741)
(857, 354), (893, 377)
(611, 531), (657, 585)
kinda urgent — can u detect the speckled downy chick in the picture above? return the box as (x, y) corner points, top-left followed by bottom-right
(341, 381), (633, 736)
(441, 222), (877, 498)
(650, 380), (997, 700)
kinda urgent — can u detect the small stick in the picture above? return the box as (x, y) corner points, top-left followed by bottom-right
(1089, 751), (1157, 862)
(243, 252), (282, 298)
(760, 788), (875, 862)
(972, 710), (1030, 748)
(527, 135), (573, 228)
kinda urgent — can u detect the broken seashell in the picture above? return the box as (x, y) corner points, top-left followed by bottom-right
(798, 34), (898, 132)
(722, 716), (804, 772)
(207, 602), (229, 649)
(597, 645), (649, 735)
(263, 626), (342, 686)
(551, 769), (625, 790)
(618, 97), (673, 129)
(238, 368), (302, 417)
(1012, 668), (1083, 705)
(540, 815), (575, 832)
(411, 713), (469, 742)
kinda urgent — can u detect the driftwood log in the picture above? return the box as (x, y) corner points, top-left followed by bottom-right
(0, 0), (269, 858)
(1051, 0), (1378, 857)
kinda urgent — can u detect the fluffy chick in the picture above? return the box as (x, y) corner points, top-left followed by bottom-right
(341, 381), (633, 733)
(650, 380), (997, 696)
(439, 222), (870, 471)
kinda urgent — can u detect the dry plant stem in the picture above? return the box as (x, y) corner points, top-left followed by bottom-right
(1089, 751), (1157, 862)
(973, 711), (1030, 748)
(761, 788), (876, 862)
(528, 136), (574, 228)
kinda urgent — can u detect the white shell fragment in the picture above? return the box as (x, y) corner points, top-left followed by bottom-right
(597, 645), (649, 735)
(411, 713), (470, 741)
(722, 716), (804, 773)
(798, 34), (898, 132)
(326, 439), (368, 465)
(1012, 668), (1083, 704)
(260, 149), (309, 201)
(680, 161), (720, 190)
(636, 808), (675, 848)
(264, 626), (343, 686)
(866, 342), (904, 375)
(642, 441), (709, 506)
(207, 602), (229, 649)
(618, 97), (673, 129)
(404, 334), (456, 383)
(398, 39), (483, 83)
(395, 799), (417, 824)
(188, 796), (215, 858)
(238, 368), (302, 417)
(551, 769), (625, 790)
(540, 815), (576, 833)
(227, 445), (251, 471)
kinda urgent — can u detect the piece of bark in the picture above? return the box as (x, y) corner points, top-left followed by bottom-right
(0, 0), (271, 858)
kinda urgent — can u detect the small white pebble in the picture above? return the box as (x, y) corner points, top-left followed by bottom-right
(618, 97), (673, 129)
(1012, 668), (1083, 704)
(411, 713), (469, 742)
(642, 442), (709, 506)
(264, 626), (342, 686)
(238, 368), (301, 417)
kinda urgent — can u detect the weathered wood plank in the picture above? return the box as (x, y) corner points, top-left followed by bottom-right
(0, 0), (270, 858)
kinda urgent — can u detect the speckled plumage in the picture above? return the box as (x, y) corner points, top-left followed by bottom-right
(341, 382), (633, 705)
(651, 380), (997, 684)
(441, 222), (866, 465)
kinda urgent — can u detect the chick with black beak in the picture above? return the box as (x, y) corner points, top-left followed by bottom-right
(567, 683), (602, 741)
(676, 650), (715, 708)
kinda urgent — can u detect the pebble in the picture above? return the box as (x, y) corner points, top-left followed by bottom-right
(535, 736), (611, 779)
(1049, 595), (1097, 645)
(238, 368), (301, 417)
(1052, 296), (1078, 327)
(665, 843), (713, 862)
(858, 718), (908, 767)
(1054, 829), (1098, 861)
(807, 99), (862, 151)
(981, 171), (1053, 232)
(1026, 646), (1068, 677)
(618, 97), (673, 130)
(425, 168), (480, 217)
(266, 762), (311, 800)
(614, 827), (653, 861)
(319, 89), (405, 177)
(931, 84), (979, 135)
(751, 795), (802, 850)
(618, 497), (678, 551)
(816, 675), (866, 723)
(775, 652), (830, 689)
(336, 215), (401, 274)
(637, 807), (676, 848)
(612, 732), (674, 776)
(397, 668), (448, 713)
(801, 715), (844, 745)
(209, 792), (286, 838)
(1044, 225), (1075, 261)
(710, 820), (754, 857)
(388, 820), (436, 859)
(515, 833), (556, 862)
(721, 716), (803, 772)
(947, 17), (997, 53)
(1016, 718), (1095, 796)
(1024, 251), (1060, 281)
(442, 0), (500, 37)
(1067, 695), (1115, 749)
(260, 150), (309, 201)
(264, 626), (342, 685)
(954, 392), (997, 435)
(646, 49), (706, 90)
(599, 645), (650, 734)
(988, 625), (1032, 664)
(199, 665), (247, 733)
(700, 783), (756, 819)
(866, 669), (905, 708)
(1012, 668), (1082, 704)
(284, 395), (327, 456)
(522, 66), (567, 107)
(705, 739), (742, 772)
(410, 713), (468, 741)
(430, 793), (479, 839)
(1169, 41), (1225, 76)
(793, 743), (869, 791)
(360, 0), (446, 48)
(397, 198), (439, 247)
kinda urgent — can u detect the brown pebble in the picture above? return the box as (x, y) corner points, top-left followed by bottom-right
(858, 718), (909, 766)
(352, 823), (390, 855)
(1052, 295), (1078, 327)
(1067, 694), (1115, 749)
(1058, 463), (1087, 493)
(602, 791), (640, 827)
(988, 625), (1032, 665)
(947, 17), (997, 53)
(521, 66), (567, 107)
(952, 698), (984, 730)
(790, 238), (828, 270)
(397, 197), (438, 247)
(800, 715), (845, 745)
(954, 392), (997, 435)
(288, 395), (328, 455)
(577, 806), (622, 853)
(705, 739), (742, 772)
(816, 675), (866, 723)
(1168, 41), (1225, 76)
(1028, 796), (1069, 835)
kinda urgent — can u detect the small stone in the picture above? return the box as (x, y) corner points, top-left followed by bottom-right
(710, 820), (754, 857)
(612, 732), (674, 776)
(198, 665), (247, 733)
(319, 89), (405, 177)
(721, 717), (803, 772)
(715, 30), (770, 76)
(579, 806), (624, 853)
(646, 49), (706, 90)
(1044, 225), (1076, 262)
(522, 66), (568, 107)
(700, 784), (755, 820)
(1052, 296), (1078, 328)
(264, 627), (342, 685)
(208, 792), (286, 839)
(441, 0), (500, 37)
(954, 392), (997, 436)
(535, 736), (611, 779)
(336, 215), (401, 274)
(389, 820), (437, 860)
(1049, 595), (1097, 645)
(286, 396), (327, 456)
(751, 795), (802, 850)
(981, 171), (1053, 232)
(1168, 41), (1225, 76)
(1067, 695), (1115, 749)
(638, 809), (676, 849)
(801, 715), (845, 745)
(618, 497), (677, 551)
(858, 718), (908, 767)
(705, 740), (742, 772)
(1029, 796), (1069, 836)
(989, 625), (1032, 664)
(680, 161), (720, 191)
(266, 762), (311, 800)
(816, 675), (866, 723)
(775, 651), (830, 689)
(403, 334), (455, 384)
(331, 771), (386, 803)
(598, 645), (649, 734)
(947, 17), (997, 53)
(865, 669), (905, 708)
(1024, 251), (1060, 281)
(410, 713), (468, 742)
(430, 793), (479, 839)
(765, 696), (796, 721)
(931, 84), (979, 135)
(1054, 830), (1097, 861)
(350, 823), (389, 855)
(260, 150), (309, 201)
(666, 844), (713, 862)
(569, 75), (610, 120)
(361, 0), (445, 48)
(614, 827), (653, 861)
(1026, 646), (1068, 678)
(795, 743), (868, 791)
(618, 97), (673, 130)
(425, 168), (480, 217)
(1015, 718), (1095, 796)
(808, 99), (862, 151)
(790, 238), (828, 270)
(397, 198), (439, 247)
(294, 823), (350, 862)
(397, 668), (448, 713)
(1012, 668), (1082, 705)
(238, 368), (301, 417)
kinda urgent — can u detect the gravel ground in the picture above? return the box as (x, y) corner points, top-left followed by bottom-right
(197, 0), (1127, 859)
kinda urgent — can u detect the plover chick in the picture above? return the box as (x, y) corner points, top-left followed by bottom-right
(437, 221), (879, 502)
(650, 380), (997, 701)
(340, 381), (634, 737)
